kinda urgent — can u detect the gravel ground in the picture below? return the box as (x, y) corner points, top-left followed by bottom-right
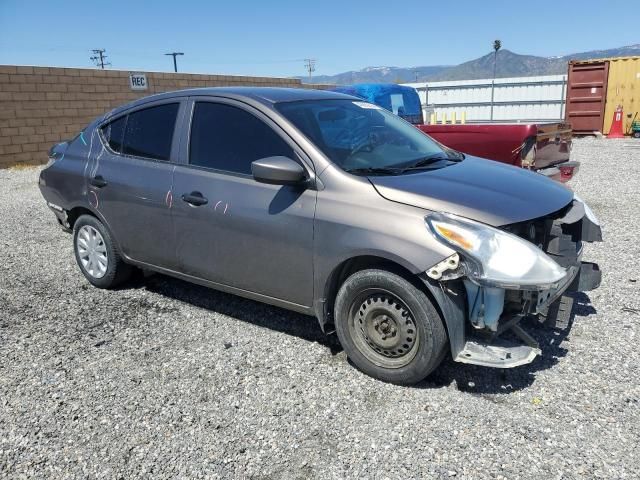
(1, 138), (639, 479)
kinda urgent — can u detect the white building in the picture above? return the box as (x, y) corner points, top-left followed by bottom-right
(403, 75), (567, 123)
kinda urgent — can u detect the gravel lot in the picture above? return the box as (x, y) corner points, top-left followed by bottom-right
(1, 138), (639, 479)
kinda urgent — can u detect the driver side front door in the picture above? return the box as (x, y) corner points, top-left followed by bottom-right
(171, 99), (317, 307)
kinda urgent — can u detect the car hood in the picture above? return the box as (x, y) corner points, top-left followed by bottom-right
(369, 156), (573, 226)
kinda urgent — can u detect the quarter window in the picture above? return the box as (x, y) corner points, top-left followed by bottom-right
(122, 103), (179, 161)
(100, 116), (126, 153)
(189, 102), (293, 174)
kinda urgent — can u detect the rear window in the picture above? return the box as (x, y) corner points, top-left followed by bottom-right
(122, 103), (179, 161)
(100, 116), (126, 153)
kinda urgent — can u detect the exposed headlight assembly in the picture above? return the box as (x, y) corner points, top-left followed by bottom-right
(426, 212), (567, 290)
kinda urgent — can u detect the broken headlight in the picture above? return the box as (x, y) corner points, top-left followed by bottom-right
(426, 212), (566, 290)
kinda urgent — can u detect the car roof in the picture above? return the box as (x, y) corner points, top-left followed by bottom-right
(106, 87), (356, 119)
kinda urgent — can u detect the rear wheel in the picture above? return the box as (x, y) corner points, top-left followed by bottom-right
(334, 269), (447, 385)
(633, 131), (640, 139)
(73, 215), (131, 288)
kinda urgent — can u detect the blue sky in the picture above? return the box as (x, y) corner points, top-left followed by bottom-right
(1, 0), (637, 77)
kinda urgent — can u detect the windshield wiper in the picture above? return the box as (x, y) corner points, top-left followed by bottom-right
(399, 152), (463, 172)
(346, 152), (463, 176)
(345, 166), (403, 176)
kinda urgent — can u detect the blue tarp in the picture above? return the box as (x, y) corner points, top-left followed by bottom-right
(332, 84), (422, 122)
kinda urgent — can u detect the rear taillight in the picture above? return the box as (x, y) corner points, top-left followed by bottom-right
(46, 141), (69, 167)
(45, 151), (64, 168)
(559, 165), (575, 182)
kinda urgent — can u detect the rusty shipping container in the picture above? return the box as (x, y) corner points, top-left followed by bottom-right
(565, 60), (608, 134)
(566, 56), (640, 134)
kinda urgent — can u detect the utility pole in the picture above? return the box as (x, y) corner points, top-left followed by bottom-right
(490, 39), (501, 121)
(165, 52), (184, 73)
(304, 58), (316, 82)
(90, 49), (110, 69)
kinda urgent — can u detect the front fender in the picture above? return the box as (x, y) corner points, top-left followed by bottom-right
(419, 276), (467, 359)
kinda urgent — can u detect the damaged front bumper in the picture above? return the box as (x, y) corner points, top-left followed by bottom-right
(424, 199), (602, 368)
(453, 257), (600, 369)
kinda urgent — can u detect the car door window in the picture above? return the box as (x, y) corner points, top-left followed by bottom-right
(100, 116), (126, 153)
(122, 103), (179, 161)
(189, 102), (293, 174)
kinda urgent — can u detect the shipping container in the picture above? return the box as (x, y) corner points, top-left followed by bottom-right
(566, 56), (640, 134)
(602, 56), (640, 134)
(565, 61), (608, 134)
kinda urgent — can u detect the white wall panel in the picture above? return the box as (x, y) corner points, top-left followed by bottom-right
(404, 75), (567, 123)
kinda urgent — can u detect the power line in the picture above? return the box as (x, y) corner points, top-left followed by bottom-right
(165, 52), (184, 72)
(90, 49), (110, 69)
(304, 58), (316, 82)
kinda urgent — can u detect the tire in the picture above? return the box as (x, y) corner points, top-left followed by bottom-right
(73, 214), (132, 288)
(334, 269), (447, 385)
(633, 132), (640, 139)
(540, 295), (573, 330)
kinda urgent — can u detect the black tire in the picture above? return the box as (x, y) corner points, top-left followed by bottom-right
(633, 131), (640, 139)
(334, 269), (447, 385)
(73, 214), (132, 289)
(540, 295), (573, 330)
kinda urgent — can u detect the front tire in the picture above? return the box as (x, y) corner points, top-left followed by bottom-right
(73, 214), (131, 289)
(334, 269), (447, 385)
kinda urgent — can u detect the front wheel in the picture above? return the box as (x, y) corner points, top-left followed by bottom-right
(334, 269), (448, 385)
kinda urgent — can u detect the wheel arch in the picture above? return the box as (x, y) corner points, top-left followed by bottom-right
(319, 254), (430, 325)
(317, 254), (466, 359)
(66, 203), (126, 257)
(67, 205), (97, 229)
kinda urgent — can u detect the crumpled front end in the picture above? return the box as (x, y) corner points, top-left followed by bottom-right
(424, 197), (602, 368)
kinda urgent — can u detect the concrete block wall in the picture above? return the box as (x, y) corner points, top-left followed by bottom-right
(0, 65), (327, 168)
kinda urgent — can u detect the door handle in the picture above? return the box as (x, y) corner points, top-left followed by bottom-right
(90, 175), (108, 188)
(181, 191), (208, 206)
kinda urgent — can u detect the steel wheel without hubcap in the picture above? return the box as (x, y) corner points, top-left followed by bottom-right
(76, 225), (108, 279)
(348, 289), (420, 369)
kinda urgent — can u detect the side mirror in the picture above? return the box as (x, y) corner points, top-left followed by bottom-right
(251, 156), (306, 186)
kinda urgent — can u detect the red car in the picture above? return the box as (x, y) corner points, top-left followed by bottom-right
(418, 122), (578, 183)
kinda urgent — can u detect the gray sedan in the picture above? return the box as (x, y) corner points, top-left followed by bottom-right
(38, 87), (601, 384)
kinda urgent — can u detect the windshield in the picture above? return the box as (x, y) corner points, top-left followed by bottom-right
(276, 99), (455, 174)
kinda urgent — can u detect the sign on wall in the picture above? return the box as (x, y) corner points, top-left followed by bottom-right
(129, 72), (148, 91)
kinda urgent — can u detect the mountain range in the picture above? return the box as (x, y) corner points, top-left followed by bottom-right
(304, 44), (640, 84)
